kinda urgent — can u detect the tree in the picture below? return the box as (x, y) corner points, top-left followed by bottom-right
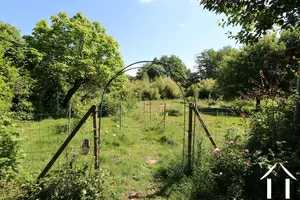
(25, 12), (125, 110)
(158, 55), (188, 83)
(196, 46), (235, 80)
(0, 21), (35, 114)
(199, 0), (300, 44)
(136, 55), (188, 84)
(279, 27), (300, 49)
(217, 35), (287, 99)
(136, 63), (166, 80)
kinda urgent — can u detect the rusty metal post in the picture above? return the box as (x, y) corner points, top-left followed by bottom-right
(37, 105), (96, 180)
(193, 106), (217, 149)
(186, 103), (193, 176)
(92, 107), (99, 169)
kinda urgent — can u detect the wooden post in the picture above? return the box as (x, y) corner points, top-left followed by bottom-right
(119, 104), (122, 131)
(92, 107), (99, 169)
(37, 105), (96, 180)
(163, 103), (166, 131)
(186, 103), (193, 176)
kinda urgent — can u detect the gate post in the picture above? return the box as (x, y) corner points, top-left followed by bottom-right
(92, 107), (99, 169)
(186, 103), (193, 175)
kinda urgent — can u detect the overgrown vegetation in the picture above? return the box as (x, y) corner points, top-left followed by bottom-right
(1, 1), (300, 198)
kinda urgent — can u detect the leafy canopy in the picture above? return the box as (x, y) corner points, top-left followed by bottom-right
(25, 12), (125, 109)
(200, 0), (300, 44)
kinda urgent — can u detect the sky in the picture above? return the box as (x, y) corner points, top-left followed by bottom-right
(0, 0), (241, 75)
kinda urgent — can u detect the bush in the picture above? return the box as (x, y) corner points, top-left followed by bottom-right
(197, 78), (218, 99)
(23, 165), (106, 200)
(185, 85), (199, 99)
(242, 94), (300, 199)
(230, 98), (254, 111)
(154, 77), (181, 99)
(99, 96), (119, 117)
(0, 116), (20, 176)
(166, 108), (182, 116)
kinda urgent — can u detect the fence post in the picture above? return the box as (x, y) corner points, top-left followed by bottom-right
(119, 104), (122, 131)
(186, 103), (193, 176)
(92, 107), (99, 169)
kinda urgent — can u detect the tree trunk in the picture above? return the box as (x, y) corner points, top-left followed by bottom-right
(62, 80), (82, 108)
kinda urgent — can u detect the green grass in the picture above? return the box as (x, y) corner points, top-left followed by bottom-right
(18, 100), (250, 199)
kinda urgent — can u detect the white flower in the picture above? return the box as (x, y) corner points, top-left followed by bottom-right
(105, 130), (108, 134)
(113, 134), (116, 137)
(219, 172), (223, 175)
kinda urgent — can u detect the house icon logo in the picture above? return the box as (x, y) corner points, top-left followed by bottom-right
(260, 163), (297, 199)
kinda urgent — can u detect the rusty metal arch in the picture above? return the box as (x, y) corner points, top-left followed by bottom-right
(97, 60), (198, 169)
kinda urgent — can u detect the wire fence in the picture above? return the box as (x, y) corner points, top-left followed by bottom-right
(17, 100), (249, 179)
(18, 110), (96, 178)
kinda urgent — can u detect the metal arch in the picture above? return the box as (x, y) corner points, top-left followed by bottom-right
(97, 60), (198, 169)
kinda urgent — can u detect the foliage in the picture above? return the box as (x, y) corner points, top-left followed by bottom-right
(197, 78), (218, 99)
(0, 22), (35, 115)
(23, 165), (106, 200)
(99, 96), (119, 117)
(24, 12), (125, 113)
(99, 87), (139, 117)
(136, 63), (166, 81)
(0, 116), (20, 176)
(156, 55), (188, 83)
(153, 77), (182, 99)
(136, 55), (188, 84)
(280, 27), (300, 49)
(196, 46), (234, 80)
(217, 35), (290, 99)
(166, 108), (182, 117)
(127, 76), (181, 100)
(208, 138), (250, 199)
(200, 0), (300, 44)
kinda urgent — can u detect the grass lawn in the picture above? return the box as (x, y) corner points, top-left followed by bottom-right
(18, 99), (250, 199)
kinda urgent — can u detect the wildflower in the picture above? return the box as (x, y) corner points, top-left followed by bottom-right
(244, 149), (249, 153)
(212, 148), (220, 154)
(244, 162), (249, 167)
(105, 130), (108, 134)
(219, 172), (223, 175)
(113, 134), (116, 137)
(229, 140), (234, 145)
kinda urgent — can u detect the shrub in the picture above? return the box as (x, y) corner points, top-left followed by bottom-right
(166, 108), (182, 116)
(209, 141), (251, 199)
(242, 94), (300, 199)
(197, 78), (218, 99)
(0, 116), (20, 176)
(99, 96), (119, 117)
(154, 77), (181, 99)
(229, 98), (254, 111)
(185, 84), (199, 99)
(23, 165), (106, 200)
